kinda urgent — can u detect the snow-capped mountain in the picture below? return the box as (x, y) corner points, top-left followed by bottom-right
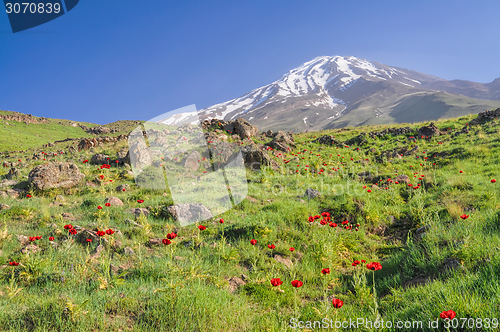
(162, 56), (500, 132)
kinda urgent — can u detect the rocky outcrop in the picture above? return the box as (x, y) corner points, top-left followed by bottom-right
(166, 203), (213, 223)
(28, 162), (85, 190)
(313, 135), (341, 146)
(240, 144), (279, 170)
(417, 123), (443, 137)
(265, 131), (296, 152)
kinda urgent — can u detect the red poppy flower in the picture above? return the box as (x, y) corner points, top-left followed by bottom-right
(9, 261), (19, 266)
(69, 229), (77, 235)
(332, 298), (343, 308)
(105, 203), (111, 207)
(86, 239), (92, 242)
(329, 222), (337, 227)
(198, 225), (206, 230)
(459, 170), (463, 173)
(219, 218), (224, 223)
(268, 244), (276, 249)
(97, 231), (105, 236)
(250, 239), (257, 245)
(270, 278), (283, 287)
(26, 194), (32, 198)
(106, 229), (115, 235)
(354, 260), (360, 265)
(49, 236), (55, 241)
(367, 189), (371, 193)
(351, 262), (357, 266)
(97, 206), (102, 210)
(289, 247), (295, 252)
(291, 280), (303, 288)
(35, 236), (42, 240)
(166, 232), (177, 240)
(341, 220), (348, 225)
(162, 238), (171, 245)
(460, 214), (469, 220)
(137, 200), (144, 203)
(321, 268), (330, 275)
(122, 188), (126, 191)
(64, 224), (73, 230)
(439, 310), (456, 320)
(366, 262), (382, 271)
(361, 260), (366, 263)
(491, 179), (497, 183)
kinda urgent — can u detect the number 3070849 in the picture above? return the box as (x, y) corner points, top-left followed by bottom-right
(5, 3), (61, 14)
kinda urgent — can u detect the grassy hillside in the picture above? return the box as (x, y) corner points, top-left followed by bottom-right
(0, 110), (142, 152)
(0, 110), (499, 331)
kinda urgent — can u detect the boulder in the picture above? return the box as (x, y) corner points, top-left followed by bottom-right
(127, 208), (149, 218)
(395, 174), (411, 184)
(90, 153), (109, 165)
(105, 197), (124, 206)
(304, 188), (321, 199)
(240, 144), (279, 171)
(28, 162), (85, 190)
(224, 118), (258, 139)
(166, 203), (213, 223)
(417, 123), (442, 137)
(181, 151), (202, 171)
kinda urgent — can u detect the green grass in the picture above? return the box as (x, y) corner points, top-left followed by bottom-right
(0, 111), (499, 331)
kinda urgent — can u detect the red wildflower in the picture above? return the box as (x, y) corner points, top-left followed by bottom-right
(459, 170), (463, 173)
(250, 239), (257, 245)
(64, 224), (73, 230)
(332, 298), (343, 308)
(35, 236), (42, 240)
(329, 222), (337, 227)
(321, 268), (330, 275)
(49, 236), (55, 241)
(166, 232), (177, 240)
(105, 203), (111, 207)
(308, 216), (315, 222)
(361, 260), (366, 263)
(270, 278), (283, 287)
(366, 262), (382, 271)
(97, 206), (102, 210)
(460, 214), (469, 220)
(291, 280), (303, 288)
(354, 260), (360, 265)
(289, 247), (295, 252)
(26, 194), (32, 198)
(198, 225), (206, 230)
(86, 239), (92, 242)
(105, 229), (115, 235)
(219, 218), (224, 223)
(137, 199), (144, 203)
(268, 244), (276, 249)
(162, 238), (171, 245)
(491, 179), (497, 183)
(352, 263), (357, 266)
(69, 229), (77, 235)
(440, 310), (456, 320)
(9, 262), (19, 266)
(97, 231), (105, 236)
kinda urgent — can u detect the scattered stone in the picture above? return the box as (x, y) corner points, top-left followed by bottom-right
(124, 247), (135, 255)
(417, 122), (443, 137)
(0, 179), (18, 188)
(61, 213), (75, 221)
(0, 203), (9, 210)
(127, 208), (149, 218)
(395, 174), (411, 184)
(90, 153), (109, 165)
(240, 144), (279, 170)
(55, 195), (64, 202)
(227, 276), (246, 293)
(148, 238), (164, 247)
(274, 254), (293, 268)
(21, 244), (39, 254)
(166, 203), (212, 223)
(304, 188), (321, 199)
(17, 235), (29, 246)
(28, 162), (85, 190)
(6, 168), (19, 180)
(181, 151), (202, 171)
(116, 184), (130, 192)
(91, 244), (106, 259)
(105, 197), (124, 206)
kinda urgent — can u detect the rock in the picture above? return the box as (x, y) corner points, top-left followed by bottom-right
(441, 258), (464, 272)
(265, 131), (296, 152)
(116, 184), (130, 192)
(417, 122), (442, 137)
(357, 171), (374, 182)
(77, 229), (108, 245)
(166, 203), (212, 223)
(17, 235), (29, 246)
(105, 197), (124, 206)
(240, 144), (279, 171)
(5, 188), (26, 198)
(91, 244), (106, 259)
(119, 170), (134, 179)
(55, 195), (64, 202)
(113, 239), (122, 250)
(345, 132), (368, 146)
(313, 135), (340, 146)
(128, 139), (152, 169)
(0, 179), (18, 188)
(246, 196), (258, 203)
(28, 162), (85, 190)
(21, 244), (40, 254)
(148, 238), (164, 247)
(77, 138), (98, 150)
(304, 188), (321, 199)
(6, 168), (19, 180)
(225, 118), (258, 139)
(415, 225), (429, 241)
(181, 151), (202, 171)
(90, 153), (109, 165)
(61, 213), (75, 221)
(124, 247), (135, 255)
(274, 254), (293, 268)
(87, 126), (111, 135)
(0, 203), (9, 210)
(227, 276), (246, 293)
(127, 208), (149, 218)
(395, 174), (411, 184)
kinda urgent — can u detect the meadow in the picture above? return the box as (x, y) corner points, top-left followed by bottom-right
(0, 111), (499, 331)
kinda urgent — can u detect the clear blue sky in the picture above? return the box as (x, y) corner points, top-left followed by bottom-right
(1, 0), (499, 124)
